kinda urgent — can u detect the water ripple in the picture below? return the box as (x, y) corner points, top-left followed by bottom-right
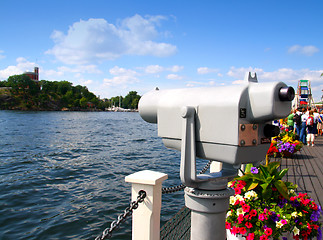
(0, 111), (184, 239)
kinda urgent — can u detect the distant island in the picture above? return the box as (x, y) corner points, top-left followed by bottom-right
(0, 68), (140, 111)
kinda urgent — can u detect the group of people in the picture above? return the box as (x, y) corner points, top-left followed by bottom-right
(286, 107), (323, 146)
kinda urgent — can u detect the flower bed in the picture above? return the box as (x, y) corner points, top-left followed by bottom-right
(226, 162), (322, 240)
(267, 129), (303, 158)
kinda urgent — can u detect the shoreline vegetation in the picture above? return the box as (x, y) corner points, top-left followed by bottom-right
(0, 74), (140, 112)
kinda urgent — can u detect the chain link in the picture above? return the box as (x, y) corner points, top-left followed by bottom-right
(95, 190), (146, 240)
(95, 161), (212, 238)
(161, 160), (212, 194)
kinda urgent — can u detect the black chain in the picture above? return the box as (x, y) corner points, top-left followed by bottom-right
(95, 161), (212, 238)
(95, 190), (146, 240)
(161, 160), (212, 194)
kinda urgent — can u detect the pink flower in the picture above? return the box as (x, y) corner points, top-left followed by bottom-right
(249, 209), (257, 217)
(242, 204), (251, 213)
(230, 226), (239, 235)
(259, 213), (268, 221)
(225, 222), (231, 229)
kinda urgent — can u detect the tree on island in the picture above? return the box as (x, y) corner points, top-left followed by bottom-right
(0, 74), (141, 110)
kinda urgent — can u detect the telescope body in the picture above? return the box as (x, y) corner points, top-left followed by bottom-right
(139, 81), (293, 165)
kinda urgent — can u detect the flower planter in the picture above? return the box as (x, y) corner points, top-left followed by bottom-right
(226, 230), (293, 240)
(226, 162), (322, 240)
(226, 230), (245, 240)
(270, 150), (294, 158)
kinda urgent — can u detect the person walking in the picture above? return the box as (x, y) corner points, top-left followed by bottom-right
(306, 110), (315, 146)
(318, 110), (323, 136)
(299, 108), (307, 144)
(293, 108), (302, 136)
(287, 110), (294, 131)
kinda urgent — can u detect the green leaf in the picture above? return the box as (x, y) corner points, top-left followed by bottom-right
(278, 168), (288, 179)
(274, 180), (289, 199)
(260, 182), (270, 190)
(244, 163), (253, 173)
(262, 187), (272, 200)
(259, 165), (269, 179)
(247, 182), (259, 191)
(267, 161), (280, 174)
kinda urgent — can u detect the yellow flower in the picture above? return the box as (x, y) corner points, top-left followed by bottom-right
(291, 212), (298, 218)
(236, 194), (244, 202)
(293, 226), (300, 235)
(244, 190), (258, 200)
(237, 208), (244, 216)
(276, 221), (283, 228)
(230, 196), (236, 205)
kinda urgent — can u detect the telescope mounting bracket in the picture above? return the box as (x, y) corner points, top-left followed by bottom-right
(180, 106), (237, 190)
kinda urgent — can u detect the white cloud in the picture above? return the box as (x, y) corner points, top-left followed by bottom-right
(288, 45), (319, 56)
(42, 69), (64, 78)
(0, 57), (36, 79)
(197, 67), (219, 75)
(144, 65), (164, 74)
(185, 80), (221, 87)
(232, 80), (245, 85)
(0, 50), (5, 60)
(167, 74), (183, 80)
(58, 65), (102, 74)
(103, 66), (139, 86)
(80, 79), (93, 85)
(47, 15), (177, 65)
(168, 65), (184, 72)
(143, 64), (183, 74)
(227, 66), (323, 101)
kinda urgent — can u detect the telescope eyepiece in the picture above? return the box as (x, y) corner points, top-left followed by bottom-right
(279, 87), (295, 101)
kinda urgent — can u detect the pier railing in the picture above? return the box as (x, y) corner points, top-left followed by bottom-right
(125, 161), (221, 240)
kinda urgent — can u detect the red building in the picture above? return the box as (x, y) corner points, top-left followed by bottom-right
(24, 67), (39, 81)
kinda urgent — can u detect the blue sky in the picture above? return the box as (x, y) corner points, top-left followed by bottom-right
(0, 0), (322, 101)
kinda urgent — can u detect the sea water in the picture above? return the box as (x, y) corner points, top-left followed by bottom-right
(0, 111), (207, 239)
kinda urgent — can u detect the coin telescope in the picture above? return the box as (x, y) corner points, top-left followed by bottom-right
(138, 72), (294, 240)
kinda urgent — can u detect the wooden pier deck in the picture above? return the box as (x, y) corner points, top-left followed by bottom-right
(280, 135), (323, 209)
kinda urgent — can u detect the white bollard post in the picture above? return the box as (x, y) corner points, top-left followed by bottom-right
(125, 170), (168, 240)
(210, 161), (222, 173)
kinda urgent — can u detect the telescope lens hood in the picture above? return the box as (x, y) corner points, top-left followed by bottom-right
(279, 87), (295, 101)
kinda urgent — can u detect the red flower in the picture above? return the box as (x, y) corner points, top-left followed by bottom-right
(245, 222), (253, 229)
(246, 233), (255, 240)
(310, 202), (318, 211)
(312, 224), (319, 230)
(249, 209), (257, 217)
(239, 227), (247, 235)
(301, 198), (311, 205)
(238, 214), (245, 224)
(235, 188), (241, 195)
(264, 228), (272, 236)
(260, 235), (268, 240)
